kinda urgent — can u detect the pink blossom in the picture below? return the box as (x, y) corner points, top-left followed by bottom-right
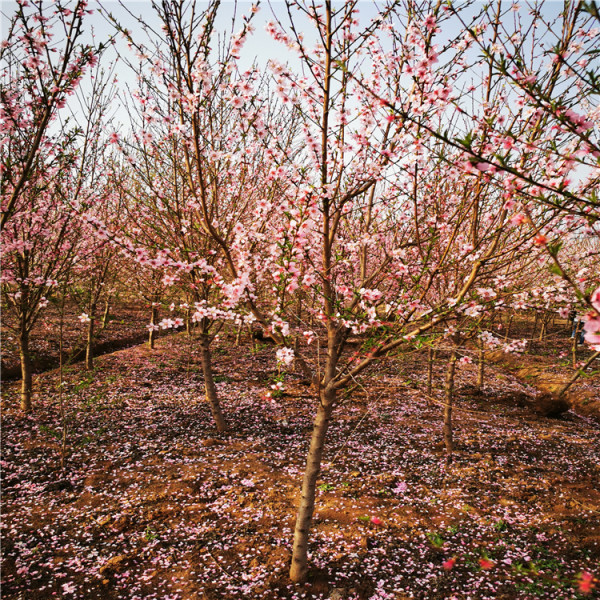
(276, 347), (294, 366)
(443, 557), (456, 570)
(591, 287), (600, 312)
(578, 571), (595, 594)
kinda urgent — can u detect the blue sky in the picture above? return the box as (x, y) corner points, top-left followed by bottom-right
(0, 0), (574, 133)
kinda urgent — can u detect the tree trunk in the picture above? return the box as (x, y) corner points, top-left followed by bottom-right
(186, 307), (192, 337)
(59, 290), (67, 469)
(427, 345), (435, 399)
(235, 322), (243, 346)
(101, 299), (111, 330)
(443, 349), (457, 461)
(528, 312), (538, 353)
(476, 340), (485, 390)
(504, 314), (513, 341)
(559, 350), (600, 397)
(19, 330), (33, 412)
(572, 324), (580, 370)
(149, 304), (158, 349)
(289, 388), (335, 583)
(539, 311), (548, 341)
(200, 335), (227, 433)
(85, 308), (95, 370)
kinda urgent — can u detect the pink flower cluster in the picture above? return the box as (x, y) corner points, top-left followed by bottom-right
(582, 288), (600, 350)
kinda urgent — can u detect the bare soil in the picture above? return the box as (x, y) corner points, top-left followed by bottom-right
(1, 328), (599, 599)
(1, 302), (154, 380)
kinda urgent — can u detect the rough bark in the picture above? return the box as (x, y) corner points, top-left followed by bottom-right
(289, 388), (335, 583)
(19, 330), (33, 412)
(200, 335), (227, 433)
(443, 349), (457, 461)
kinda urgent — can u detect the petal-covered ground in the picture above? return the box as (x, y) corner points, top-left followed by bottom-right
(1, 333), (599, 600)
(1, 303), (152, 379)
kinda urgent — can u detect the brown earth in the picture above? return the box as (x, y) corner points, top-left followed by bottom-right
(1, 302), (160, 380)
(1, 329), (599, 600)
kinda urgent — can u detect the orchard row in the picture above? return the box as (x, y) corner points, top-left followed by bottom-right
(1, 0), (599, 583)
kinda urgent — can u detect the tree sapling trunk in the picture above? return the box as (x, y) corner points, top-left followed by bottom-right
(101, 298), (111, 330)
(443, 348), (457, 461)
(85, 306), (96, 370)
(19, 329), (33, 412)
(199, 333), (227, 433)
(504, 314), (513, 341)
(427, 345), (435, 400)
(476, 339), (485, 390)
(289, 388), (335, 583)
(149, 303), (158, 349)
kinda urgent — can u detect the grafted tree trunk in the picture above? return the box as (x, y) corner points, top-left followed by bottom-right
(443, 348), (457, 461)
(19, 330), (33, 412)
(200, 334), (227, 433)
(289, 387), (335, 583)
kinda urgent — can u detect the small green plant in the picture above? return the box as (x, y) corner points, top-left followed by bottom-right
(144, 526), (158, 541)
(77, 435), (93, 447)
(494, 519), (508, 532)
(269, 373), (286, 398)
(426, 531), (444, 548)
(81, 392), (105, 411)
(39, 424), (61, 440)
(512, 561), (527, 575)
(361, 336), (379, 352)
(72, 373), (95, 393)
(318, 483), (334, 492)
